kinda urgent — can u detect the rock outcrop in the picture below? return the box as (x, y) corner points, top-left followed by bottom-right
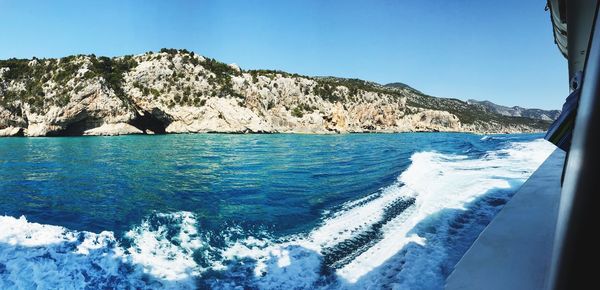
(83, 123), (143, 136)
(0, 49), (552, 137)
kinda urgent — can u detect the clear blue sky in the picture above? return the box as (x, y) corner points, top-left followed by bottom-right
(0, 0), (567, 109)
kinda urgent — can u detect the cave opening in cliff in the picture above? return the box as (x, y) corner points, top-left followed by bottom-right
(47, 117), (100, 136)
(130, 110), (169, 134)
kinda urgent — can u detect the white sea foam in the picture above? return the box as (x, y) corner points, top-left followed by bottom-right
(0, 139), (556, 290)
(335, 139), (555, 288)
(206, 138), (556, 289)
(0, 212), (203, 289)
(125, 211), (204, 282)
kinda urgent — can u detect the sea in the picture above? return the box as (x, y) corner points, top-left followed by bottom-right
(0, 133), (556, 289)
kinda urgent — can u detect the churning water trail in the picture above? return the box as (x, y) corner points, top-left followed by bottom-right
(205, 138), (555, 289)
(0, 134), (555, 289)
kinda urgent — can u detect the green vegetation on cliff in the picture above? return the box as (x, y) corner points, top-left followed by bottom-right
(0, 49), (553, 136)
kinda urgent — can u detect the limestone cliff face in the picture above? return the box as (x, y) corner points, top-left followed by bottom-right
(0, 50), (550, 137)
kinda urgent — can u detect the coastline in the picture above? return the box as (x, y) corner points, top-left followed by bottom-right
(0, 127), (547, 138)
(1, 51), (553, 139)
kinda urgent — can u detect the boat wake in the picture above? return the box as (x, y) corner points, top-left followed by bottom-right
(0, 139), (555, 289)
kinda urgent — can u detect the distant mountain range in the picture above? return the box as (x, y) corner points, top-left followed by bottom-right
(465, 99), (561, 121)
(383, 83), (560, 122)
(0, 49), (556, 136)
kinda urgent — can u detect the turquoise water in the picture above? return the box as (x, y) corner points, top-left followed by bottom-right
(0, 133), (554, 289)
(0, 133), (490, 234)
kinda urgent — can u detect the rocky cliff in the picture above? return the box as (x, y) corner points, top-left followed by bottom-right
(0, 49), (552, 137)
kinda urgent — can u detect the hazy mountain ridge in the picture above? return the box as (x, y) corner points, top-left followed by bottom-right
(466, 99), (561, 121)
(0, 49), (552, 137)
